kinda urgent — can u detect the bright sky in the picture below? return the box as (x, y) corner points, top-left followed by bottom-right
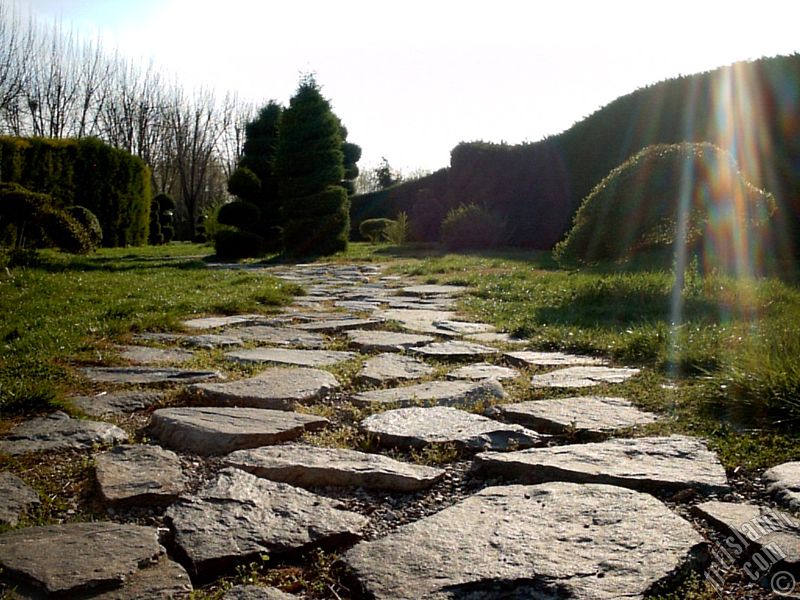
(23, 0), (800, 173)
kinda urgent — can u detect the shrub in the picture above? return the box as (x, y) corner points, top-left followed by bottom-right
(359, 218), (394, 243)
(162, 225), (175, 243)
(227, 166), (262, 203)
(67, 205), (103, 247)
(385, 211), (409, 245)
(440, 203), (506, 250)
(217, 201), (262, 231)
(214, 229), (266, 260)
(40, 208), (94, 254)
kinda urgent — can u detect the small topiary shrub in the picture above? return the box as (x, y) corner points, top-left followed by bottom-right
(227, 166), (262, 203)
(149, 193), (176, 245)
(214, 229), (266, 260)
(67, 205), (103, 247)
(359, 218), (394, 243)
(440, 203), (506, 250)
(40, 209), (94, 254)
(217, 201), (262, 231)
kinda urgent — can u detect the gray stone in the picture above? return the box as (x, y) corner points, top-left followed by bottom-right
(166, 467), (367, 579)
(376, 308), (458, 335)
(81, 366), (223, 385)
(401, 284), (466, 297)
(494, 396), (659, 439)
(346, 329), (434, 352)
(0, 522), (165, 596)
(115, 344), (195, 364)
(410, 340), (499, 360)
(67, 390), (165, 416)
(358, 353), (434, 385)
(763, 462), (800, 512)
(295, 317), (385, 332)
(531, 365), (641, 387)
(692, 501), (800, 571)
(447, 363), (520, 381)
(95, 444), (186, 507)
(343, 482), (707, 600)
(191, 367), (339, 410)
(224, 444), (444, 492)
(335, 300), (381, 312)
(224, 585), (296, 600)
(132, 332), (184, 344)
(472, 435), (729, 494)
(183, 333), (245, 349)
(432, 320), (496, 335)
(465, 332), (527, 345)
(225, 348), (357, 368)
(182, 314), (269, 330)
(0, 412), (127, 455)
(505, 350), (609, 367)
(222, 325), (325, 349)
(0, 472), (39, 526)
(88, 557), (193, 599)
(361, 406), (544, 451)
(384, 296), (457, 311)
(352, 379), (506, 408)
(148, 407), (328, 455)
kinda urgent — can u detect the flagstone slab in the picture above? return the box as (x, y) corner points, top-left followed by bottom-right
(225, 348), (357, 368)
(361, 406), (544, 451)
(166, 467), (367, 579)
(384, 297), (457, 310)
(295, 317), (385, 332)
(343, 482), (707, 600)
(0, 472), (39, 526)
(465, 331), (527, 345)
(494, 396), (659, 439)
(763, 462), (800, 513)
(183, 333), (246, 349)
(346, 329), (435, 352)
(472, 435), (730, 494)
(447, 363), (520, 381)
(95, 444), (186, 507)
(148, 407), (328, 455)
(224, 585), (296, 600)
(357, 353), (434, 385)
(81, 366), (223, 385)
(116, 345), (195, 365)
(182, 314), (270, 330)
(67, 390), (166, 416)
(530, 365), (641, 388)
(505, 350), (609, 367)
(352, 379), (505, 408)
(376, 308), (459, 335)
(0, 412), (128, 456)
(432, 320), (496, 335)
(223, 325), (326, 349)
(410, 340), (500, 360)
(191, 367), (340, 410)
(90, 557), (193, 599)
(224, 443), (444, 492)
(401, 284), (466, 297)
(335, 300), (382, 312)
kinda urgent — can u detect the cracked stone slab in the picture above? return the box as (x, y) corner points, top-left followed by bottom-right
(505, 350), (609, 367)
(0, 411), (127, 455)
(66, 390), (165, 416)
(224, 585), (296, 600)
(0, 522), (170, 596)
(346, 329), (434, 352)
(472, 435), (730, 494)
(148, 407), (328, 455)
(166, 467), (367, 580)
(224, 444), (444, 492)
(530, 365), (641, 388)
(375, 308), (459, 335)
(295, 317), (385, 332)
(181, 314), (270, 330)
(81, 366), (223, 385)
(352, 379), (506, 408)
(88, 556), (193, 599)
(115, 345), (195, 365)
(447, 363), (520, 381)
(225, 348), (357, 368)
(357, 353), (434, 385)
(95, 444), (186, 507)
(493, 396), (659, 439)
(401, 284), (466, 297)
(383, 297), (457, 310)
(763, 462), (800, 512)
(0, 472), (39, 526)
(221, 325), (325, 349)
(191, 367), (340, 410)
(431, 320), (496, 335)
(361, 406), (545, 451)
(183, 333), (245, 349)
(343, 482), (707, 600)
(692, 501), (800, 571)
(411, 340), (500, 360)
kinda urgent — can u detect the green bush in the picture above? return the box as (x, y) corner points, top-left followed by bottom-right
(282, 203), (349, 257)
(359, 218), (394, 243)
(214, 229), (266, 260)
(227, 166), (262, 203)
(67, 205), (103, 247)
(385, 211), (409, 245)
(440, 203), (506, 250)
(217, 201), (262, 231)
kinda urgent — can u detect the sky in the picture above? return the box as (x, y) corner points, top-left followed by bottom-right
(22, 0), (800, 173)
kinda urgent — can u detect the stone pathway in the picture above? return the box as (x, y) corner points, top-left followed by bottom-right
(0, 261), (793, 598)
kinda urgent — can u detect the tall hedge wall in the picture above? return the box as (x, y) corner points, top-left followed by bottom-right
(0, 136), (151, 246)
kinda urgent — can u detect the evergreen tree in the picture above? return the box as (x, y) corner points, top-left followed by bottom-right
(239, 102), (282, 229)
(275, 76), (351, 256)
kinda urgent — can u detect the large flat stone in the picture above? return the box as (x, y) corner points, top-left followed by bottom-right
(182, 314), (269, 330)
(357, 353), (434, 385)
(183, 333), (245, 349)
(225, 348), (357, 368)
(465, 332), (527, 345)
(81, 366), (223, 385)
(343, 482), (707, 599)
(67, 391), (165, 416)
(223, 444), (444, 492)
(505, 350), (608, 367)
(191, 367), (339, 410)
(495, 396), (659, 439)
(530, 365), (641, 388)
(89, 556), (193, 599)
(148, 407), (328, 455)
(431, 320), (496, 335)
(221, 325), (325, 349)
(447, 363), (520, 381)
(472, 435), (729, 494)
(352, 379), (506, 408)
(95, 444), (186, 507)
(0, 472), (39, 526)
(411, 340), (500, 360)
(0, 522), (165, 596)
(166, 467), (367, 579)
(763, 462), (800, 512)
(0, 412), (128, 455)
(116, 345), (195, 365)
(361, 406), (545, 451)
(376, 308), (458, 335)
(224, 585), (296, 600)
(401, 284), (466, 297)
(295, 317), (385, 332)
(346, 329), (434, 352)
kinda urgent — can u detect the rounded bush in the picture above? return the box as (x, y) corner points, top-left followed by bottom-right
(214, 229), (265, 260)
(162, 225), (175, 243)
(152, 192), (176, 212)
(217, 201), (262, 230)
(359, 218), (394, 243)
(41, 209), (94, 254)
(283, 186), (349, 220)
(440, 203), (506, 250)
(227, 166), (262, 202)
(67, 205), (103, 247)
